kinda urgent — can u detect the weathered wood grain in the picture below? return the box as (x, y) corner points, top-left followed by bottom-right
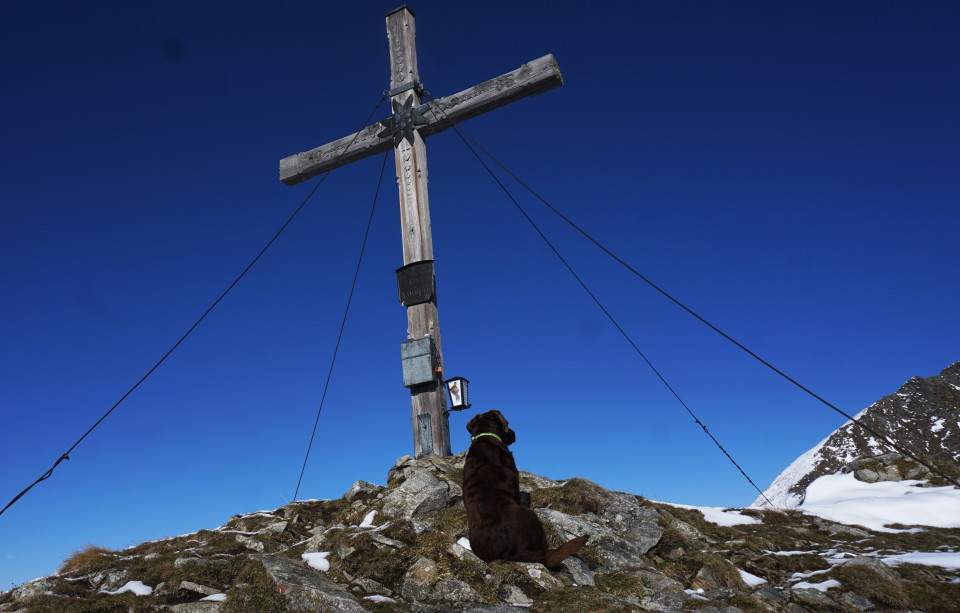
(419, 53), (563, 137)
(386, 7), (450, 459)
(279, 54), (562, 185)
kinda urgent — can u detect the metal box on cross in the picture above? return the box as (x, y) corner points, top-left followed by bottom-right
(401, 336), (437, 388)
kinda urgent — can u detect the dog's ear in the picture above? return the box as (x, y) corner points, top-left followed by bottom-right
(466, 413), (481, 435)
(493, 411), (517, 446)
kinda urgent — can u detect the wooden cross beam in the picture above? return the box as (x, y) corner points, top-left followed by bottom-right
(279, 6), (563, 458)
(278, 55), (562, 186)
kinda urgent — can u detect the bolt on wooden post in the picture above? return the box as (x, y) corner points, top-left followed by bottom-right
(278, 5), (563, 458)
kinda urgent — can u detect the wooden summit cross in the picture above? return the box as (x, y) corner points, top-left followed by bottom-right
(279, 6), (563, 459)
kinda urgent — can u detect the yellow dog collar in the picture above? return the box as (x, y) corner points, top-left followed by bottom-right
(471, 432), (503, 443)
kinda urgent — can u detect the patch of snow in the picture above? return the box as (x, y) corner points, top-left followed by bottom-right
(685, 588), (708, 600)
(100, 581), (153, 596)
(790, 568), (832, 582)
(659, 502), (761, 526)
(358, 510), (378, 528)
(824, 552), (857, 564)
(363, 595), (398, 603)
(931, 418), (946, 433)
(369, 521), (392, 533)
(457, 537), (472, 550)
(764, 550), (817, 556)
(881, 551), (960, 569)
(302, 551), (331, 571)
(738, 569), (767, 587)
(799, 472), (960, 532)
(793, 579), (840, 592)
(201, 593), (227, 601)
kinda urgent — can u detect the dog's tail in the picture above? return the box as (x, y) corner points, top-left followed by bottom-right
(543, 534), (589, 569)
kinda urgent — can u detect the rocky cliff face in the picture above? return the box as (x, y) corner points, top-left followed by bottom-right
(756, 361), (960, 508)
(2, 453), (959, 613)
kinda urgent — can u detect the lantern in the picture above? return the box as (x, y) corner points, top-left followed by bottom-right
(445, 377), (471, 411)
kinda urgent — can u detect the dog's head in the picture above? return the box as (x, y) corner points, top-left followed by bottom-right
(466, 410), (516, 446)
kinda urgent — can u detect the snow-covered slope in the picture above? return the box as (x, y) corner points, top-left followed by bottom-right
(798, 471), (960, 532)
(754, 361), (960, 508)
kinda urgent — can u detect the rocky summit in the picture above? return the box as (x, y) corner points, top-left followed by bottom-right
(3, 454), (959, 613)
(757, 361), (960, 508)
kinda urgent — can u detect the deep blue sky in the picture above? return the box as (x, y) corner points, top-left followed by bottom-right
(2, 0), (958, 590)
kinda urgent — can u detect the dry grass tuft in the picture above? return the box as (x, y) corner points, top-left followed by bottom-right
(702, 555), (747, 588)
(58, 545), (117, 575)
(595, 572), (645, 599)
(926, 456), (960, 486)
(531, 585), (643, 612)
(531, 478), (606, 516)
(835, 563), (910, 609)
(222, 559), (286, 613)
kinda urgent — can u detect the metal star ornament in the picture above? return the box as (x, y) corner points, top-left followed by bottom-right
(378, 94), (430, 147)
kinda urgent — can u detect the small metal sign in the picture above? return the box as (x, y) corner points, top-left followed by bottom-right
(401, 336), (436, 387)
(396, 260), (436, 307)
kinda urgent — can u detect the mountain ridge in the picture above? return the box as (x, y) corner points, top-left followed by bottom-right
(755, 361), (960, 508)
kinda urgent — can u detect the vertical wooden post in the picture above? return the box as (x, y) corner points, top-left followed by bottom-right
(386, 6), (451, 458)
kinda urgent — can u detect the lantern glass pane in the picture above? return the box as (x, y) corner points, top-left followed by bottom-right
(448, 379), (464, 407)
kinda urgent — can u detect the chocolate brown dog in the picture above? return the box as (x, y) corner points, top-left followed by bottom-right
(462, 410), (588, 568)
